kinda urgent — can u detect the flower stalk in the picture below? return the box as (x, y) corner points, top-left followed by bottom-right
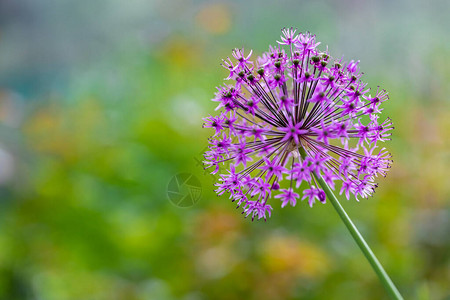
(298, 146), (403, 300)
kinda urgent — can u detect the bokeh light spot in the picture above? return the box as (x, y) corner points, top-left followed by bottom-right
(195, 3), (232, 35)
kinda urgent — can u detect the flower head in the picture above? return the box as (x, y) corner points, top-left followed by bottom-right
(203, 28), (393, 220)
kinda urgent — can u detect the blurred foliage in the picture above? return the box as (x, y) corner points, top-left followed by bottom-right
(0, 0), (449, 299)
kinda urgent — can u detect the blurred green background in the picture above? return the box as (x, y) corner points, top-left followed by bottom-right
(0, 0), (449, 299)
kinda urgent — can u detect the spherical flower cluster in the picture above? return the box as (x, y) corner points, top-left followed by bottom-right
(203, 28), (393, 221)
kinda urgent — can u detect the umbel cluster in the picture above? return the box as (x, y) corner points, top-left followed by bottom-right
(203, 28), (393, 221)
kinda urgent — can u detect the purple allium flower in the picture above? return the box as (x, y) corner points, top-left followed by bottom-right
(203, 28), (393, 221)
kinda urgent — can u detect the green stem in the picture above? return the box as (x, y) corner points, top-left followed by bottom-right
(298, 147), (403, 300)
